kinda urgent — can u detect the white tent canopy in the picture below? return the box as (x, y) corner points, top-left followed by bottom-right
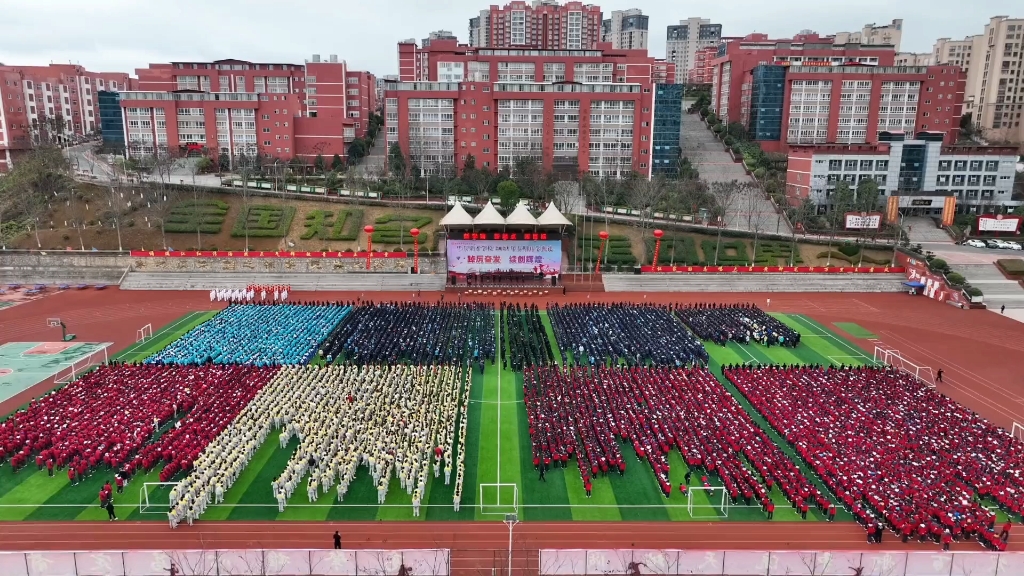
(536, 202), (573, 227)
(439, 202), (474, 227)
(473, 202), (506, 226)
(504, 202), (539, 226)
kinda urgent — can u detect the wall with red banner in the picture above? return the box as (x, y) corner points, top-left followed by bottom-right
(894, 252), (967, 307)
(639, 265), (905, 274)
(976, 214), (1023, 234)
(130, 250), (408, 259)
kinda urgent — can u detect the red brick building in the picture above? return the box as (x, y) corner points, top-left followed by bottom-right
(687, 45), (718, 85)
(468, 1), (603, 50)
(708, 33), (965, 153)
(0, 64), (133, 172)
(120, 55), (376, 165)
(386, 38), (675, 178)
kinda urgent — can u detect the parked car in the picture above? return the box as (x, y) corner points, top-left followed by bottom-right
(1001, 241), (1023, 250)
(965, 239), (987, 248)
(985, 239), (1004, 249)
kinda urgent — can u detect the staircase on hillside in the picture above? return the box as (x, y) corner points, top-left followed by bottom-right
(954, 264), (1024, 309)
(904, 217), (953, 243)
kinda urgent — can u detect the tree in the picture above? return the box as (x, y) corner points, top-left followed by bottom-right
(0, 146), (73, 248)
(855, 178), (880, 213)
(744, 188), (769, 265)
(331, 153), (344, 171)
(708, 181), (742, 265)
(788, 198), (815, 266)
(628, 176), (670, 242)
(347, 138), (368, 163)
(195, 156), (214, 174)
(496, 180), (521, 210)
(388, 142), (407, 179)
(314, 154), (326, 174)
(826, 180), (856, 265)
(218, 152), (231, 173)
(676, 156), (700, 181)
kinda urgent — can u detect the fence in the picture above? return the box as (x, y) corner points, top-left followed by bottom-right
(538, 549), (1020, 576)
(0, 549), (449, 576)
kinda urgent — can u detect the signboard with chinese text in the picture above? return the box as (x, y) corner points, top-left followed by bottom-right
(977, 214), (1022, 233)
(844, 212), (883, 230)
(446, 240), (562, 274)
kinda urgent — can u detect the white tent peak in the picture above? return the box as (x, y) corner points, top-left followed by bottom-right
(537, 202), (573, 227)
(505, 202), (539, 226)
(439, 202), (474, 227)
(473, 202), (506, 226)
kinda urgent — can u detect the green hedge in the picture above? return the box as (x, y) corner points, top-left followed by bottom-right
(964, 286), (983, 297)
(300, 209), (365, 241)
(577, 234), (636, 266)
(371, 214), (431, 246)
(837, 243), (861, 257)
(996, 259), (1024, 278)
(644, 236), (701, 265)
(231, 205), (296, 238)
(815, 251), (891, 265)
(701, 239), (750, 265)
(755, 241), (803, 266)
(164, 200), (228, 234)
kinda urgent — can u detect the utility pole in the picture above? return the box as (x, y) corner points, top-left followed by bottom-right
(504, 514), (519, 576)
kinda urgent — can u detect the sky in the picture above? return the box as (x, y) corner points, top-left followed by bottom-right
(0, 0), (1019, 77)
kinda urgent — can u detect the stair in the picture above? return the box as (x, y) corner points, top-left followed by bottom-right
(904, 217), (953, 243)
(954, 264), (1024, 309)
(0, 265), (126, 285)
(602, 273), (905, 293)
(120, 272), (446, 292)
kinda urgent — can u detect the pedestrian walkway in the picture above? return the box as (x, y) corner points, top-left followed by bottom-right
(904, 217), (952, 243)
(954, 263), (1024, 310)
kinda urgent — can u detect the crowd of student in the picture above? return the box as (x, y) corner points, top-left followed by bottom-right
(724, 364), (1020, 549)
(317, 302), (495, 366)
(500, 302), (556, 371)
(523, 365), (825, 512)
(147, 303), (352, 366)
(0, 364), (277, 486)
(547, 303), (708, 367)
(673, 303), (800, 347)
(167, 364), (470, 525)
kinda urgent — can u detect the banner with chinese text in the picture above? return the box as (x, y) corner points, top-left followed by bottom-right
(446, 240), (561, 274)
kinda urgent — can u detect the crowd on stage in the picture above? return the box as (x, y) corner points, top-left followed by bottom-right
(673, 303), (800, 347)
(210, 284), (291, 303)
(147, 303), (352, 366)
(168, 364), (471, 525)
(547, 303), (708, 367)
(725, 364), (1021, 549)
(500, 302), (556, 371)
(317, 302), (495, 366)
(455, 270), (556, 287)
(0, 364), (276, 487)
(523, 365), (825, 511)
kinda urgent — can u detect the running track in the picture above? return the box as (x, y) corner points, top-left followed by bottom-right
(0, 287), (1020, 563)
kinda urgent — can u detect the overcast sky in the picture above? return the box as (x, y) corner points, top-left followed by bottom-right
(0, 0), (1018, 77)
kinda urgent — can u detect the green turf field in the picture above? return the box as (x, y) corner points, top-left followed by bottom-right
(0, 310), (903, 523)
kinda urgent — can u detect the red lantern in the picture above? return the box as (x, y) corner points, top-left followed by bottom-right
(364, 225), (375, 270)
(596, 230), (610, 274)
(410, 228), (421, 274)
(652, 229), (664, 267)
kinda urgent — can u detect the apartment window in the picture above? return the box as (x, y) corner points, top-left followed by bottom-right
(938, 160), (951, 171)
(263, 140), (271, 146)
(969, 160), (984, 171)
(985, 160), (999, 172)
(261, 114), (270, 120)
(953, 160), (967, 171)
(875, 160), (889, 171)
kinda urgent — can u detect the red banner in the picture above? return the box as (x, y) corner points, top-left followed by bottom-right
(130, 250), (409, 259)
(895, 253), (967, 307)
(639, 265), (905, 274)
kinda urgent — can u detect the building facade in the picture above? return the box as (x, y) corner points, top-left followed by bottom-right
(651, 84), (684, 177)
(119, 56), (376, 165)
(709, 33), (965, 153)
(467, 1), (603, 50)
(786, 135), (1020, 214)
(602, 9), (648, 50)
(831, 19), (904, 52)
(386, 38), (675, 179)
(895, 52), (934, 66)
(931, 17), (1024, 145)
(666, 17), (722, 84)
(687, 45), (720, 84)
(0, 64), (133, 172)
(97, 91), (124, 149)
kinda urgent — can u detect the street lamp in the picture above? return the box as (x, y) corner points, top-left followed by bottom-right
(364, 225), (375, 270)
(504, 514), (519, 576)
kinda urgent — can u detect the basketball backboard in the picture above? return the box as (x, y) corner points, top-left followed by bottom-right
(46, 318), (61, 327)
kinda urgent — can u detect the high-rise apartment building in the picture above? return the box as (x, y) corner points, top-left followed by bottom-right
(895, 53), (934, 66)
(119, 55), (376, 165)
(709, 33), (965, 154)
(423, 30), (458, 48)
(466, 1), (603, 50)
(387, 37), (676, 179)
(602, 9), (649, 50)
(0, 64), (133, 172)
(666, 18), (722, 84)
(831, 19), (904, 52)
(932, 16), (1024, 145)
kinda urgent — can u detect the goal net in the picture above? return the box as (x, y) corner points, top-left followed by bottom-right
(1012, 423), (1024, 442)
(686, 486), (729, 519)
(479, 483), (518, 515)
(53, 344), (112, 385)
(872, 345), (935, 387)
(139, 482), (179, 514)
(136, 323), (153, 342)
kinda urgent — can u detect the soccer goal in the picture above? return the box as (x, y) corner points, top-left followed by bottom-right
(1012, 422), (1024, 442)
(136, 323), (153, 342)
(52, 343), (112, 385)
(686, 486), (729, 519)
(479, 483), (518, 515)
(139, 482), (180, 514)
(872, 345), (936, 387)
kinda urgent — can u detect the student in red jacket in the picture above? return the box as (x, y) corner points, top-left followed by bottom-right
(1000, 520), (1012, 542)
(941, 530), (953, 551)
(766, 501), (775, 520)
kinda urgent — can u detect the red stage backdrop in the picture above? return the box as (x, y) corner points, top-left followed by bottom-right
(639, 265), (905, 274)
(130, 250), (407, 259)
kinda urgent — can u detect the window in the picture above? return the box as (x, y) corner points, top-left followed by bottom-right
(953, 160), (967, 171)
(985, 160), (999, 172)
(938, 160), (952, 171)
(969, 160), (983, 171)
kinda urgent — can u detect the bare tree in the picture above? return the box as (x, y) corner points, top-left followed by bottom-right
(628, 176), (670, 243)
(799, 552), (832, 576)
(745, 190), (770, 266)
(708, 181), (741, 265)
(164, 550), (217, 576)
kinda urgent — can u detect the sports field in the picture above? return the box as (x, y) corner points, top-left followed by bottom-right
(0, 309), (884, 523)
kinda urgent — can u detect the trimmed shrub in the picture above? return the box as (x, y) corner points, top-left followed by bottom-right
(837, 243), (861, 257)
(752, 168), (766, 180)
(645, 235), (701, 265)
(723, 136), (736, 147)
(945, 272), (966, 286)
(928, 258), (949, 273)
(164, 200), (228, 234)
(964, 286), (983, 297)
(755, 241), (804, 266)
(231, 205), (296, 238)
(996, 258), (1024, 278)
(372, 214), (431, 246)
(701, 239), (750, 265)
(300, 209), (365, 241)
(577, 234), (636, 266)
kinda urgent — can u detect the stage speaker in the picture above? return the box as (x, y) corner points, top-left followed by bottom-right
(633, 266), (642, 275)
(551, 276), (557, 287)
(409, 266), (415, 274)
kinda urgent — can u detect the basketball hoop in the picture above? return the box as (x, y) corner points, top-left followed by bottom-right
(46, 318), (61, 328)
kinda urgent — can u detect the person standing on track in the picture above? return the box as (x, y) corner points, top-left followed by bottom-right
(333, 531), (342, 549)
(936, 368), (944, 384)
(105, 497), (117, 521)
